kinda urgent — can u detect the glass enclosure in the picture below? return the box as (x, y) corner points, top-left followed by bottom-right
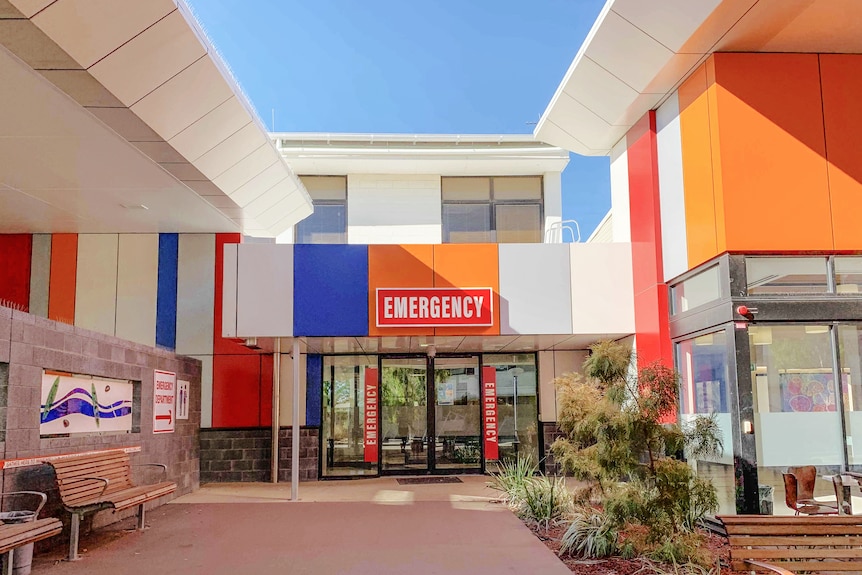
(676, 330), (736, 514)
(483, 354), (538, 465)
(745, 257), (829, 295)
(750, 325), (843, 514)
(670, 265), (721, 315)
(321, 355), (377, 477)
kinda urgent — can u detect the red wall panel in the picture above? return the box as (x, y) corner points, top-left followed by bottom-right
(212, 355), (262, 428)
(259, 354), (273, 428)
(48, 234), (77, 324)
(627, 112), (672, 369)
(0, 234), (32, 311)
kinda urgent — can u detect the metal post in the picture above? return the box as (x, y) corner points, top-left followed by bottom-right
(291, 339), (300, 501)
(137, 503), (146, 530)
(68, 513), (80, 561)
(272, 338), (281, 484)
(4, 550), (12, 575)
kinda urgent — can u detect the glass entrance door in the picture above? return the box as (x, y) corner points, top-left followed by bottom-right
(433, 357), (482, 471)
(380, 358), (429, 473)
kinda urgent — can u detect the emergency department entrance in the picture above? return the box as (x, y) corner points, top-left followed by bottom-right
(320, 353), (540, 478)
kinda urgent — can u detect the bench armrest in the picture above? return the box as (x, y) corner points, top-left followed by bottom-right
(0, 491), (48, 515)
(745, 559), (795, 575)
(134, 463), (168, 479)
(80, 477), (110, 499)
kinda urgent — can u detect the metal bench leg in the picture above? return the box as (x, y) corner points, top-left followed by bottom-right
(137, 503), (145, 530)
(69, 512), (82, 561)
(4, 549), (13, 575)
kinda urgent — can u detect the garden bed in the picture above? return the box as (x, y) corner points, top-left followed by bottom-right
(528, 523), (737, 575)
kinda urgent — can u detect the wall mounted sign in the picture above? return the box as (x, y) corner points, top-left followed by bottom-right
(376, 287), (493, 327)
(153, 370), (176, 434)
(40, 371), (133, 436)
(364, 368), (379, 463)
(482, 367), (499, 460)
(176, 380), (190, 420)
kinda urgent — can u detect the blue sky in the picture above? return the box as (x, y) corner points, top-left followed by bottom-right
(187, 0), (610, 237)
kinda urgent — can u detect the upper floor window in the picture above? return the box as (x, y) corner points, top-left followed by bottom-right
(441, 176), (542, 243)
(745, 257), (828, 295)
(670, 265), (721, 315)
(295, 176), (347, 244)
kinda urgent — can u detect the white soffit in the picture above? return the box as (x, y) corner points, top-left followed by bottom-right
(535, 0), (727, 156)
(1, 0), (311, 237)
(536, 0), (862, 156)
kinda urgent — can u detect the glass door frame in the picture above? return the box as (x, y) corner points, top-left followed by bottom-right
(377, 353), (486, 476)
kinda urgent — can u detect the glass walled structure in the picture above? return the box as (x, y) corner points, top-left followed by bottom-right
(670, 254), (862, 514)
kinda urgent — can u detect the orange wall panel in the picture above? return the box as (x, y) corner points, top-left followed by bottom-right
(711, 53), (832, 252)
(47, 234), (77, 324)
(679, 63), (720, 269)
(432, 244), (499, 336)
(821, 54), (862, 250)
(368, 244), (435, 336)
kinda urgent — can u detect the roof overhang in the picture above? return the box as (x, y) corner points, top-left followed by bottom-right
(0, 0), (312, 236)
(536, 0), (862, 156)
(276, 133), (570, 175)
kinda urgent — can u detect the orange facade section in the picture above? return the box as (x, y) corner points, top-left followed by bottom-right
(679, 65), (719, 267)
(432, 243), (499, 337)
(47, 234), (77, 324)
(367, 244), (435, 336)
(678, 53), (849, 268)
(820, 54), (862, 250)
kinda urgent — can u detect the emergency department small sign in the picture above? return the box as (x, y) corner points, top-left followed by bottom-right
(482, 367), (499, 460)
(376, 287), (493, 327)
(153, 370), (176, 434)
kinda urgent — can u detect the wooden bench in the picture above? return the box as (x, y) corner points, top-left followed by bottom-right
(0, 492), (61, 575)
(44, 450), (176, 561)
(720, 515), (862, 574)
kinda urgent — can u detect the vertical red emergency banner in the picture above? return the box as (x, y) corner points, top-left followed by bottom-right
(482, 366), (499, 460)
(364, 368), (379, 463)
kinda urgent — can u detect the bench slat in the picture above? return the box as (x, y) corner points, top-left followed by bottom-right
(730, 535), (862, 546)
(733, 548), (862, 559)
(0, 519), (63, 555)
(724, 524), (862, 535)
(732, 560), (862, 572)
(721, 516), (862, 525)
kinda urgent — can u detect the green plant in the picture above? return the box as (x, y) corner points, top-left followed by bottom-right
(488, 457), (537, 503)
(560, 508), (618, 558)
(452, 443), (480, 464)
(550, 341), (723, 567)
(515, 475), (572, 530)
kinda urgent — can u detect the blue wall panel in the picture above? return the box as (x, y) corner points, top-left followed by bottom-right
(156, 233), (179, 349)
(293, 244), (368, 336)
(306, 354), (322, 427)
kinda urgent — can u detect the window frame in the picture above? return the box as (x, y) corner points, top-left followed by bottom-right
(441, 176), (544, 244)
(294, 175), (348, 244)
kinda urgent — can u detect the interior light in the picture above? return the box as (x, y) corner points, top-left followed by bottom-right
(749, 327), (773, 346)
(804, 325), (829, 335)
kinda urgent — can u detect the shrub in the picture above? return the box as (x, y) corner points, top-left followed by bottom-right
(515, 475), (573, 530)
(560, 507), (618, 558)
(487, 457), (537, 503)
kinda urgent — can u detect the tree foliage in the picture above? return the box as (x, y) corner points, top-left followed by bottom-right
(553, 341), (722, 566)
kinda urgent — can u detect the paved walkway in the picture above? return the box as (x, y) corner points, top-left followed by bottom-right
(31, 477), (571, 575)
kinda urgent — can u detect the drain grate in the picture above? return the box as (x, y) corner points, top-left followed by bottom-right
(396, 476), (463, 485)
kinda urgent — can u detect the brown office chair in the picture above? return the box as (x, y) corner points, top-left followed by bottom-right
(783, 472), (838, 515)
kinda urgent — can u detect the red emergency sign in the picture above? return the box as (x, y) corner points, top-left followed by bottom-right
(376, 288), (493, 327)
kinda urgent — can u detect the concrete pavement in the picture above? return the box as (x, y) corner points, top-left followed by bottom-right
(31, 477), (571, 575)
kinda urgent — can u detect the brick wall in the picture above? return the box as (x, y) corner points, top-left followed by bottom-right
(542, 422), (564, 476)
(200, 427), (319, 483)
(0, 306), (201, 541)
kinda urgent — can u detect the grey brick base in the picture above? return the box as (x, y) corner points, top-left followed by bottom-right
(200, 427), (319, 483)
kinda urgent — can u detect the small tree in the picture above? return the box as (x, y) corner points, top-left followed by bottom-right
(553, 341), (722, 565)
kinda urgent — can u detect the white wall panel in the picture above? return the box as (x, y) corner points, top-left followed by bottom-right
(235, 244), (293, 337)
(570, 243), (635, 334)
(347, 174), (442, 244)
(222, 244), (238, 338)
(656, 91), (689, 282)
(191, 354), (214, 428)
(609, 139), (631, 242)
(543, 171), (563, 242)
(279, 351), (307, 426)
(75, 234), (118, 336)
(499, 244), (572, 335)
(115, 234), (158, 346)
(176, 234), (214, 356)
(29, 234), (51, 317)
